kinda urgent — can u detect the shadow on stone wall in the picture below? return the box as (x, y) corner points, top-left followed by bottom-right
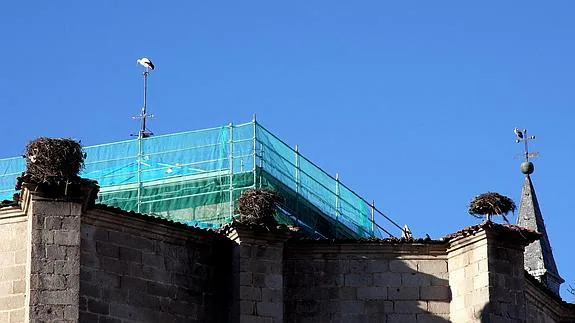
(79, 218), (232, 323)
(478, 303), (490, 323)
(284, 243), (452, 323)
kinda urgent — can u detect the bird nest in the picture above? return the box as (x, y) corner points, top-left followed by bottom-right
(236, 188), (282, 225)
(468, 192), (516, 218)
(12, 137), (96, 200)
(24, 137), (85, 183)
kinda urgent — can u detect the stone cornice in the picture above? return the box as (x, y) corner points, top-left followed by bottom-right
(445, 221), (540, 252)
(285, 241), (447, 258)
(19, 185), (98, 215)
(0, 206), (26, 224)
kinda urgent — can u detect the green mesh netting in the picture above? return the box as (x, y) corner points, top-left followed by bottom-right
(0, 121), (389, 238)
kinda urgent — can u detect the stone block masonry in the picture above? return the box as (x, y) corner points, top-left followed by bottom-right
(24, 197), (83, 322)
(447, 231), (489, 322)
(446, 223), (542, 322)
(3, 186), (575, 322)
(79, 207), (232, 323)
(284, 242), (450, 323)
(225, 225), (290, 323)
(0, 207), (27, 323)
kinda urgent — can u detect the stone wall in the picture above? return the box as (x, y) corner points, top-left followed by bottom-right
(0, 207), (27, 323)
(25, 197), (82, 322)
(225, 225), (289, 323)
(3, 187), (575, 323)
(79, 207), (232, 322)
(284, 241), (450, 323)
(485, 237), (527, 321)
(447, 231), (489, 321)
(448, 230), (530, 322)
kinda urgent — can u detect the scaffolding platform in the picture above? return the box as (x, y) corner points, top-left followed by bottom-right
(0, 120), (403, 238)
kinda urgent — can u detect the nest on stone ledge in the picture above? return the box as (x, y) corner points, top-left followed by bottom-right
(24, 137), (85, 183)
(236, 188), (282, 227)
(14, 137), (96, 200)
(468, 192), (516, 219)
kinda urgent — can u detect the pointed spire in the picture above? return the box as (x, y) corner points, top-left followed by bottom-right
(517, 175), (564, 295)
(514, 128), (563, 295)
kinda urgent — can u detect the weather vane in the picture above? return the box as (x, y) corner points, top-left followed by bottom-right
(513, 128), (538, 175)
(133, 57), (155, 139)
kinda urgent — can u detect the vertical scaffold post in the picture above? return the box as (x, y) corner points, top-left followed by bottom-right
(295, 145), (300, 194)
(371, 200), (376, 234)
(229, 122), (234, 219)
(136, 138), (142, 213)
(252, 114), (257, 188)
(294, 145), (300, 223)
(335, 173), (340, 238)
(259, 145), (264, 188)
(135, 68), (150, 214)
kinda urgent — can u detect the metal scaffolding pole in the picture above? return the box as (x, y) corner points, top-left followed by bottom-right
(229, 123), (234, 218)
(253, 114), (257, 188)
(136, 69), (150, 213)
(335, 173), (340, 238)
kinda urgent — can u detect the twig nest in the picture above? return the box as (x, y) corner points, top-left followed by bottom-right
(24, 137), (85, 183)
(468, 192), (516, 219)
(237, 188), (281, 225)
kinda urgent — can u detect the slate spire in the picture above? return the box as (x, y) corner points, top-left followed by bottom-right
(513, 128), (563, 295)
(517, 174), (564, 295)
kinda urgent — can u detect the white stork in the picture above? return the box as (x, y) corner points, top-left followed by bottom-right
(401, 224), (413, 240)
(137, 57), (155, 70)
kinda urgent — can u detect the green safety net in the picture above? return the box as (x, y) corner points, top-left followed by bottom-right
(0, 121), (391, 238)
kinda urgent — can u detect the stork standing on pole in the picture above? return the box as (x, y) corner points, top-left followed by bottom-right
(135, 57), (155, 139)
(133, 57), (155, 213)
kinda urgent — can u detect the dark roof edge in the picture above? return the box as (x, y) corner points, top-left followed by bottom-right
(91, 203), (227, 240)
(524, 271), (575, 309)
(288, 236), (446, 245)
(442, 220), (541, 243)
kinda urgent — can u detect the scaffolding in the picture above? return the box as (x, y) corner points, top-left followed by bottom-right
(0, 119), (404, 238)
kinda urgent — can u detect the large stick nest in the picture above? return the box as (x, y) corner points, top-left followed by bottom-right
(24, 137), (85, 183)
(468, 192), (516, 218)
(13, 137), (98, 201)
(236, 188), (281, 225)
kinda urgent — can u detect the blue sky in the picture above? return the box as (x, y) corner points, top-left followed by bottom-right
(1, 2), (574, 298)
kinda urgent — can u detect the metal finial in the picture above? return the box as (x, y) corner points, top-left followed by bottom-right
(514, 128), (538, 174)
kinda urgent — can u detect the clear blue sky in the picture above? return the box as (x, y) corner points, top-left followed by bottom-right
(1, 2), (574, 298)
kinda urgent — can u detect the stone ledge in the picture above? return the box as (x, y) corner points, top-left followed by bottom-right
(0, 207), (26, 224)
(19, 183), (98, 214)
(285, 241), (447, 258)
(443, 221), (540, 245)
(223, 221), (293, 245)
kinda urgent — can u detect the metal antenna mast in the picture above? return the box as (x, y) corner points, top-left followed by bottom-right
(133, 58), (155, 138)
(133, 58), (155, 213)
